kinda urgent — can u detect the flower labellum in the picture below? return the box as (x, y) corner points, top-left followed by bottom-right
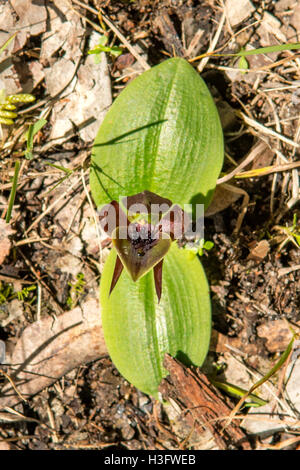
(98, 190), (189, 302)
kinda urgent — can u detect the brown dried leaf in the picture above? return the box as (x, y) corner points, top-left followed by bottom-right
(257, 319), (296, 353)
(247, 240), (270, 262)
(10, 0), (47, 36)
(205, 184), (242, 217)
(0, 220), (15, 265)
(0, 297), (106, 409)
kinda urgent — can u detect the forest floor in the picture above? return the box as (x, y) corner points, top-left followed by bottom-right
(0, 0), (300, 450)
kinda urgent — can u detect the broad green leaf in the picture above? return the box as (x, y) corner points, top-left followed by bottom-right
(90, 57), (223, 210)
(100, 242), (211, 397)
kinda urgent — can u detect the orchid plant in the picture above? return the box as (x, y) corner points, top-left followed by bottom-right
(90, 58), (224, 397)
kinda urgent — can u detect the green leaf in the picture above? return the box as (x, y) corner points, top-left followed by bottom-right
(90, 57), (224, 210)
(100, 242), (211, 397)
(238, 55), (249, 73)
(203, 240), (214, 251)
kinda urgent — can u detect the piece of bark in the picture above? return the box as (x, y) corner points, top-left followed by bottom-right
(159, 354), (251, 450)
(154, 11), (185, 57)
(0, 297), (106, 409)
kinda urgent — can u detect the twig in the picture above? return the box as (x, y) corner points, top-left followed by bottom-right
(25, 173), (83, 233)
(239, 112), (300, 148)
(222, 183), (249, 235)
(46, 402), (59, 443)
(217, 141), (268, 184)
(0, 369), (27, 403)
(278, 265), (300, 277)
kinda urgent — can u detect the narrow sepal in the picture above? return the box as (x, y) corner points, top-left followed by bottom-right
(109, 255), (124, 296)
(154, 259), (163, 303)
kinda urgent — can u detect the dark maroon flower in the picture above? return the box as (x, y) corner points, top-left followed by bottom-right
(99, 191), (189, 302)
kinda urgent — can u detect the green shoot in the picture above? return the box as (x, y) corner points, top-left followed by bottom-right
(0, 33), (17, 56)
(0, 282), (36, 305)
(88, 35), (123, 63)
(211, 378), (268, 408)
(0, 283), (13, 304)
(273, 213), (300, 251)
(6, 160), (20, 223)
(45, 163), (72, 175)
(15, 285), (36, 303)
(190, 42), (300, 64)
(234, 42), (300, 57)
(185, 239), (214, 257)
(42, 163), (73, 196)
(238, 55), (249, 74)
(25, 118), (47, 160)
(229, 333), (296, 418)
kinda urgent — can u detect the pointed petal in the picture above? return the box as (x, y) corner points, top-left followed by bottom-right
(154, 259), (163, 303)
(109, 255), (124, 295)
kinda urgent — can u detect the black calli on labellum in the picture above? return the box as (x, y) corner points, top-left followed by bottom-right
(99, 191), (188, 302)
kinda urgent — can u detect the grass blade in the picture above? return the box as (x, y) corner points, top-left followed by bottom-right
(0, 33), (17, 56)
(191, 42), (300, 62)
(6, 160), (20, 223)
(25, 118), (47, 160)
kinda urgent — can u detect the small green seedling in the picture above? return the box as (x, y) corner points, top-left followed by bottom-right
(273, 213), (300, 251)
(238, 55), (249, 74)
(185, 239), (214, 257)
(16, 285), (36, 303)
(88, 35), (123, 63)
(0, 34), (35, 126)
(0, 283), (13, 305)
